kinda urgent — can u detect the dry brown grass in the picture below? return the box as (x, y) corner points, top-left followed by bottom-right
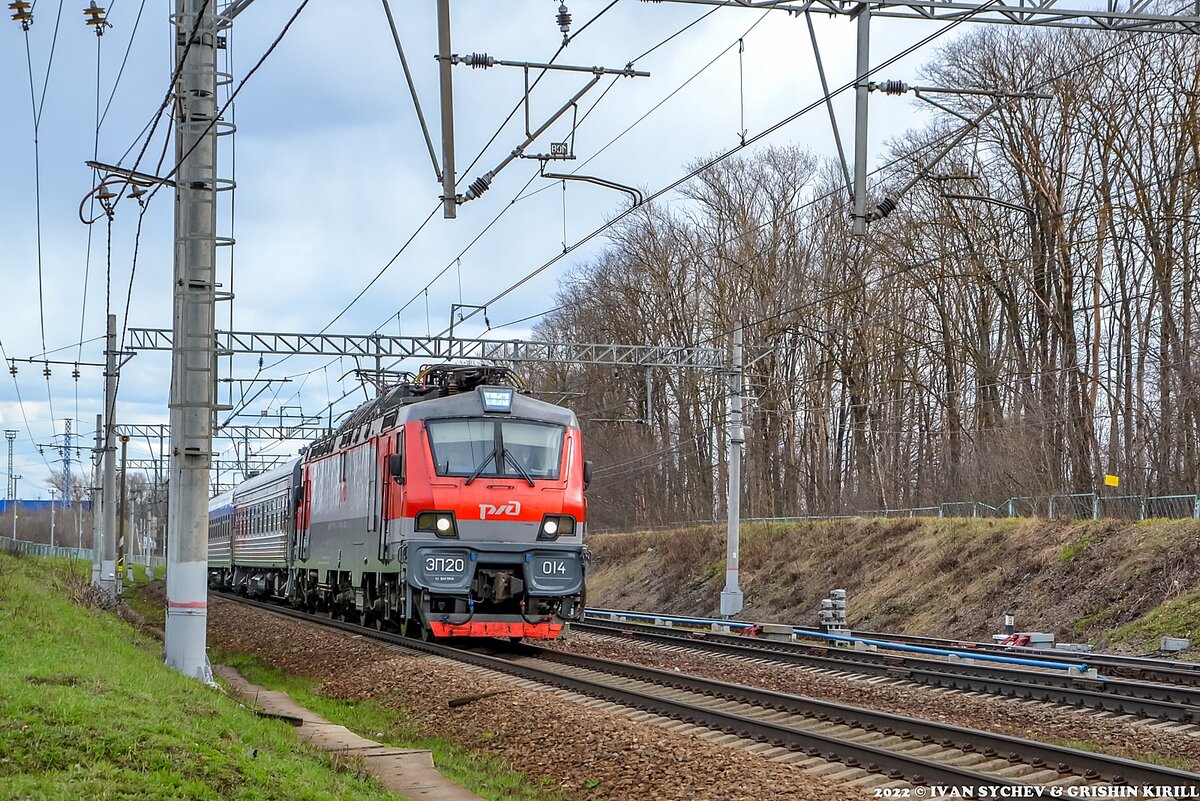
(55, 562), (117, 610)
(585, 517), (1200, 649)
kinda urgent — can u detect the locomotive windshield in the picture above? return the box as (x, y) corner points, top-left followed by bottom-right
(427, 419), (565, 481)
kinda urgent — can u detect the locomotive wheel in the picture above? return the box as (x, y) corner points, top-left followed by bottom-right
(361, 599), (386, 630)
(413, 612), (435, 641)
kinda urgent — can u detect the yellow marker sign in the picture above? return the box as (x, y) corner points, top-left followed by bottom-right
(116, 557), (125, 572)
(1104, 474), (1120, 488)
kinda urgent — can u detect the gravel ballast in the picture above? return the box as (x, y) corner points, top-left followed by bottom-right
(208, 598), (862, 801)
(547, 629), (1200, 771)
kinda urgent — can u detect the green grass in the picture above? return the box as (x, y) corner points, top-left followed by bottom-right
(1107, 590), (1200, 647)
(212, 651), (564, 801)
(124, 581), (166, 628)
(1059, 532), (1098, 562)
(127, 579), (563, 799)
(0, 553), (396, 801)
(1056, 740), (1193, 771)
(1069, 606), (1112, 635)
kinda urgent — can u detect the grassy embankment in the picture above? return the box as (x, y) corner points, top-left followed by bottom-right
(586, 516), (1200, 654)
(0, 552), (394, 800)
(127, 585), (564, 801)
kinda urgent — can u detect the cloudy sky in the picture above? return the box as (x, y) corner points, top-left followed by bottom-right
(0, 0), (955, 497)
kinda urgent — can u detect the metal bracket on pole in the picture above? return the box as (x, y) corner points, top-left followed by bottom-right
(539, 169), (644, 206)
(449, 303), (488, 343)
(448, 53), (648, 208)
(851, 4), (871, 237)
(437, 0), (457, 218)
(864, 98), (1004, 223)
(381, 0), (442, 184)
(806, 13), (852, 201)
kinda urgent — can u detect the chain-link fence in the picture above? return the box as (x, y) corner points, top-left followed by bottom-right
(0, 537), (165, 567)
(738, 492), (1199, 524)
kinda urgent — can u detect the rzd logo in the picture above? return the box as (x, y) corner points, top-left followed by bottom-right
(479, 501), (521, 518)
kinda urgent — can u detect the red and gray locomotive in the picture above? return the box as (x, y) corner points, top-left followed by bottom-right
(208, 366), (590, 639)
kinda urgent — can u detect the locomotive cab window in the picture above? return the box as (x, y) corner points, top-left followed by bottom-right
(502, 421), (564, 479)
(426, 419), (564, 480)
(427, 419), (495, 475)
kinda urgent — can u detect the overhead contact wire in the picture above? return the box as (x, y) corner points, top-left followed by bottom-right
(22, 0), (65, 441)
(449, 0), (1003, 333)
(257, 0), (628, 387)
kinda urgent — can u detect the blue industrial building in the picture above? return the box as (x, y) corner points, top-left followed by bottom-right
(0, 500), (92, 514)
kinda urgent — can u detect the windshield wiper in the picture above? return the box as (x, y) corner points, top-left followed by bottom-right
(502, 449), (536, 487)
(464, 447), (498, 485)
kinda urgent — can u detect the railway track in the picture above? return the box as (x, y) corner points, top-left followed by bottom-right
(575, 617), (1200, 724)
(587, 607), (1200, 689)
(827, 628), (1200, 689)
(216, 594), (1200, 794)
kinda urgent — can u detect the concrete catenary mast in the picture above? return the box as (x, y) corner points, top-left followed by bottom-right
(99, 313), (118, 599)
(720, 327), (744, 617)
(91, 414), (103, 581)
(165, 0), (219, 682)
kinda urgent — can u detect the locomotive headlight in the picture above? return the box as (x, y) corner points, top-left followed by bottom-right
(538, 515), (575, 540)
(416, 511), (458, 538)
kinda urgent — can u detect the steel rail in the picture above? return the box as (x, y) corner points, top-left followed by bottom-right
(813, 627), (1200, 688)
(215, 594), (1200, 789)
(587, 607), (1200, 687)
(574, 619), (1200, 722)
(212, 595), (1004, 787)
(521, 646), (1200, 788)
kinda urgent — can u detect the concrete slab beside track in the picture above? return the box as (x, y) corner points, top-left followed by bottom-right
(215, 665), (484, 801)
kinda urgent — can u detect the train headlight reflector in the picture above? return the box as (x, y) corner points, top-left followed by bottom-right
(416, 511), (458, 538)
(538, 515), (575, 540)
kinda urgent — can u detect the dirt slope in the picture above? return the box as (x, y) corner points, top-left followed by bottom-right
(584, 517), (1200, 654)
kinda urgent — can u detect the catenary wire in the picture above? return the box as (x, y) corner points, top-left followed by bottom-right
(0, 336), (57, 476)
(246, 0), (664, 411)
(97, 0), (147, 129)
(112, 0), (312, 411)
(445, 2), (1005, 337)
(460, 3), (1188, 345)
(20, 1), (66, 444)
(166, 7), (1180, 470)
(248, 6), (986, 434)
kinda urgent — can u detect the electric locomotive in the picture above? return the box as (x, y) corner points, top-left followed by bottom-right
(208, 365), (591, 639)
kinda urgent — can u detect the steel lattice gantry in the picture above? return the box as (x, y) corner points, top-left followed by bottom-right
(653, 0), (1200, 33)
(115, 423), (329, 442)
(122, 457), (292, 473)
(126, 329), (729, 370)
